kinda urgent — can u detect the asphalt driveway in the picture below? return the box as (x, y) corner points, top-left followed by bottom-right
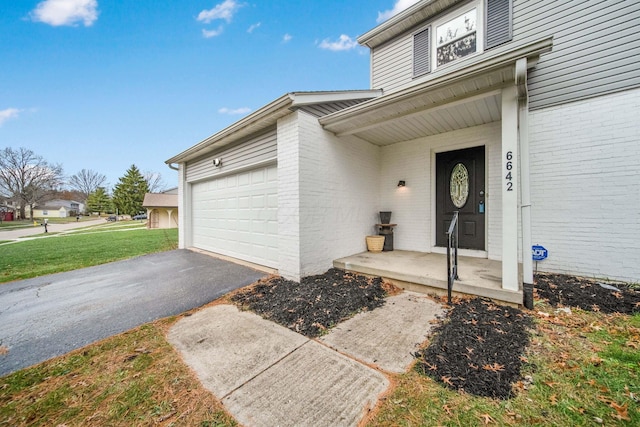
(0, 249), (267, 377)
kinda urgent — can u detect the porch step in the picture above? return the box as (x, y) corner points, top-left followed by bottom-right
(334, 251), (523, 306)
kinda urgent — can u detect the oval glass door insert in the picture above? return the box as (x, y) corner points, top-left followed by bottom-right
(450, 163), (469, 208)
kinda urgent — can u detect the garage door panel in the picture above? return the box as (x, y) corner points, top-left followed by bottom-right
(192, 164), (278, 268)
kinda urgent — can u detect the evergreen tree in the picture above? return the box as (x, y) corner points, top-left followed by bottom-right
(112, 165), (149, 216)
(86, 187), (112, 215)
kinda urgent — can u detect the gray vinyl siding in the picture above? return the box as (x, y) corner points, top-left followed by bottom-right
(369, 0), (640, 109)
(513, 0), (640, 110)
(185, 128), (277, 183)
(371, 34), (414, 92)
(297, 99), (375, 118)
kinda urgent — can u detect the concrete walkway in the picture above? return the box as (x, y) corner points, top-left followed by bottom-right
(0, 218), (105, 241)
(168, 292), (444, 427)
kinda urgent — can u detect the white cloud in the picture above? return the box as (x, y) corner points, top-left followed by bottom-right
(377, 0), (421, 23)
(218, 107), (251, 115)
(30, 0), (98, 27)
(282, 33), (292, 43)
(247, 22), (261, 33)
(0, 108), (21, 127)
(202, 26), (224, 38)
(318, 34), (358, 51)
(198, 0), (241, 24)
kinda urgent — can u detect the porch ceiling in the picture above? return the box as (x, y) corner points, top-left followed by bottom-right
(321, 67), (510, 146)
(320, 37), (555, 146)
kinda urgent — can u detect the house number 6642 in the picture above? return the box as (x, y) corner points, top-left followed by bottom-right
(505, 151), (513, 191)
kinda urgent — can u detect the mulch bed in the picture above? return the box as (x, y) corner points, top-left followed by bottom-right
(414, 298), (533, 399)
(231, 268), (639, 400)
(534, 272), (640, 314)
(230, 268), (389, 338)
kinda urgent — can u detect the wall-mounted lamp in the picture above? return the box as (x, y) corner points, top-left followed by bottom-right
(213, 158), (222, 167)
(397, 180), (406, 187)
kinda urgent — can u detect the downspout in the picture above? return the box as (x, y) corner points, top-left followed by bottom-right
(167, 163), (179, 171)
(516, 58), (534, 309)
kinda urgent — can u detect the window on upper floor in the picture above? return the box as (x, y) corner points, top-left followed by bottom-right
(413, 0), (512, 77)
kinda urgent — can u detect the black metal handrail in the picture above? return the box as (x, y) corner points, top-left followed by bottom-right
(446, 211), (459, 303)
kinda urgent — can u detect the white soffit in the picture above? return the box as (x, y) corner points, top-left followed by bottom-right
(320, 38), (553, 146)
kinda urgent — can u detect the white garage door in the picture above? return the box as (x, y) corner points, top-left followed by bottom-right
(191, 165), (278, 268)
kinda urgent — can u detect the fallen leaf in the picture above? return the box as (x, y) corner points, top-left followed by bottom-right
(443, 404), (453, 415)
(424, 362), (438, 371)
(483, 363), (505, 372)
(626, 340), (640, 349)
(549, 394), (558, 405)
(478, 413), (495, 425)
(441, 376), (454, 386)
(610, 402), (630, 421)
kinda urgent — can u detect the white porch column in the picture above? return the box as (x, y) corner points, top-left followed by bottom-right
(501, 86), (519, 291)
(167, 209), (174, 229)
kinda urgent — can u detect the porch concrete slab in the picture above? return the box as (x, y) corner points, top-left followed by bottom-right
(223, 340), (389, 427)
(319, 291), (445, 373)
(167, 304), (307, 397)
(334, 250), (522, 305)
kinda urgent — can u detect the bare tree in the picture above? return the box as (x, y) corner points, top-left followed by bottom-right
(68, 169), (107, 201)
(144, 171), (167, 193)
(0, 147), (64, 219)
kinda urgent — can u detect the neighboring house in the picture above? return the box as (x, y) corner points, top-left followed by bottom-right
(1, 199), (28, 219)
(32, 200), (84, 218)
(167, 0), (640, 303)
(0, 199), (16, 221)
(142, 191), (178, 229)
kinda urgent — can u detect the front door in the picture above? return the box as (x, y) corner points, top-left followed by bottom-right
(436, 146), (485, 250)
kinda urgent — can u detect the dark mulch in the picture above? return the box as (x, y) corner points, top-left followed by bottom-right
(534, 272), (640, 314)
(231, 268), (639, 401)
(414, 298), (532, 399)
(230, 268), (388, 338)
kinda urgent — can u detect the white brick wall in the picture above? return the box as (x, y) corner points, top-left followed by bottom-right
(380, 122), (502, 258)
(276, 112), (302, 280)
(296, 111), (380, 277)
(529, 88), (640, 282)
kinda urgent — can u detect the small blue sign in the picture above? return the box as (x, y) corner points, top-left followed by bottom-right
(532, 245), (548, 261)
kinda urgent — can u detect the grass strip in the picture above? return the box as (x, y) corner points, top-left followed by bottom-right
(0, 319), (236, 427)
(370, 307), (640, 426)
(0, 228), (178, 284)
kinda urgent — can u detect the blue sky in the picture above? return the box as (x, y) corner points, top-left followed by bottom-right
(1, 0), (419, 189)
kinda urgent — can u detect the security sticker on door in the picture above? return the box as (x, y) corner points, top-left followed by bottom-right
(532, 245), (548, 261)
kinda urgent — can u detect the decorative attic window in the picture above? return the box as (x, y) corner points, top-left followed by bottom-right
(412, 0), (512, 77)
(436, 8), (478, 66)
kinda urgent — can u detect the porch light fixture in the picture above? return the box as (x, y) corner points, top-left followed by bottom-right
(213, 158), (222, 167)
(397, 180), (406, 187)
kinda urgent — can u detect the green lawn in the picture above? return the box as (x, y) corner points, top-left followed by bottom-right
(0, 228), (178, 284)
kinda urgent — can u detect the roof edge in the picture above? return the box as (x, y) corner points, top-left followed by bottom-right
(358, 0), (450, 48)
(165, 93), (292, 165)
(165, 90), (382, 165)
